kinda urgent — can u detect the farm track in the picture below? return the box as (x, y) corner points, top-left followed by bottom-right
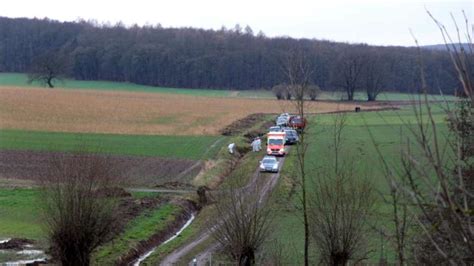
(159, 151), (289, 266)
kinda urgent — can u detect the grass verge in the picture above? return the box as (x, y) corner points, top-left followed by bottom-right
(92, 203), (181, 265)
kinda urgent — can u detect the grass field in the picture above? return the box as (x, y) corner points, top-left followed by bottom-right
(268, 104), (450, 264)
(0, 73), (457, 101)
(0, 73), (234, 97)
(0, 188), (163, 242)
(0, 189), (43, 240)
(0, 86), (379, 135)
(0, 129), (224, 160)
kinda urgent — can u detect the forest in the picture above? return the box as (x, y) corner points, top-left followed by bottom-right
(0, 16), (460, 95)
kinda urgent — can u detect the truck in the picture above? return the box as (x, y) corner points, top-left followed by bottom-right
(266, 132), (286, 156)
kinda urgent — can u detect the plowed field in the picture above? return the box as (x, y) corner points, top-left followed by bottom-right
(0, 150), (199, 186)
(0, 86), (383, 135)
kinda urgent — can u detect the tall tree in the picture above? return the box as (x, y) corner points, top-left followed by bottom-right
(363, 50), (387, 101)
(333, 47), (366, 100)
(284, 46), (313, 266)
(39, 150), (123, 266)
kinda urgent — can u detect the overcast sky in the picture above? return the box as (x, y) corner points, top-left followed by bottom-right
(2, 0), (472, 46)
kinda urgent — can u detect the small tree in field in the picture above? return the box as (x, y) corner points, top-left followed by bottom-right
(272, 84), (286, 100)
(28, 52), (67, 88)
(40, 151), (122, 266)
(306, 85), (321, 101)
(211, 178), (273, 266)
(310, 167), (376, 266)
(310, 111), (376, 266)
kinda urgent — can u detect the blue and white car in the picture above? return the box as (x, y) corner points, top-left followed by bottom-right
(259, 156), (280, 173)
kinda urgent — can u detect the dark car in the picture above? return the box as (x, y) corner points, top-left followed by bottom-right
(289, 116), (307, 131)
(284, 129), (299, 144)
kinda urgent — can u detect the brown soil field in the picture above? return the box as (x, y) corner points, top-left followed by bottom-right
(0, 86), (385, 135)
(0, 150), (200, 187)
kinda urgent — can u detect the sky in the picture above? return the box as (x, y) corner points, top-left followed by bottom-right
(1, 0), (472, 46)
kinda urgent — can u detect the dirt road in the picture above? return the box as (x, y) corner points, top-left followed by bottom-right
(160, 153), (289, 265)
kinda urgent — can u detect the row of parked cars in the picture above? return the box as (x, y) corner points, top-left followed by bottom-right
(259, 113), (306, 173)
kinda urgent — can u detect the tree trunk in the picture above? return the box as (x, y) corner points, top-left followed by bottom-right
(367, 93), (376, 101)
(47, 76), (54, 88)
(239, 248), (255, 266)
(347, 88), (354, 101)
(303, 183), (309, 266)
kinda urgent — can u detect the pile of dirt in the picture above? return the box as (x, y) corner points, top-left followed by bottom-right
(0, 150), (199, 186)
(0, 238), (34, 250)
(118, 196), (163, 228)
(220, 113), (270, 136)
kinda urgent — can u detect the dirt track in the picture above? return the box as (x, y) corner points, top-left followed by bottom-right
(159, 151), (289, 265)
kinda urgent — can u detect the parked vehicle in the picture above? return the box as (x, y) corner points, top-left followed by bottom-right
(276, 113), (291, 124)
(269, 126), (284, 132)
(267, 132), (286, 156)
(259, 156), (280, 173)
(276, 116), (288, 126)
(289, 115), (307, 131)
(284, 129), (299, 144)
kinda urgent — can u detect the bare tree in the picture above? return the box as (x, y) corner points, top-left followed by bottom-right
(306, 85), (321, 101)
(363, 50), (386, 101)
(334, 47), (365, 101)
(272, 84), (286, 100)
(309, 166), (376, 266)
(370, 12), (473, 265)
(39, 151), (123, 266)
(308, 109), (376, 266)
(28, 52), (67, 88)
(211, 179), (273, 266)
(367, 126), (412, 265)
(284, 47), (313, 266)
(331, 111), (347, 174)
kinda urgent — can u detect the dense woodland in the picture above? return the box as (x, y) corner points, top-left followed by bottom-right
(0, 16), (463, 95)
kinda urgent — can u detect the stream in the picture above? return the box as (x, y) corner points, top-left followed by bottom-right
(133, 213), (196, 266)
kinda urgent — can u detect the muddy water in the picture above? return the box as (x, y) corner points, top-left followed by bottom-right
(0, 239), (47, 265)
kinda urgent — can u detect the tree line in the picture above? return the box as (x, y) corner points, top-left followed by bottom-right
(0, 16), (461, 97)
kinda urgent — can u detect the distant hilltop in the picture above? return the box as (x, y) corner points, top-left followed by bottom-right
(422, 43), (472, 51)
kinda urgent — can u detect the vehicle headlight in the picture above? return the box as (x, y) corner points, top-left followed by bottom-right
(273, 165), (278, 169)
